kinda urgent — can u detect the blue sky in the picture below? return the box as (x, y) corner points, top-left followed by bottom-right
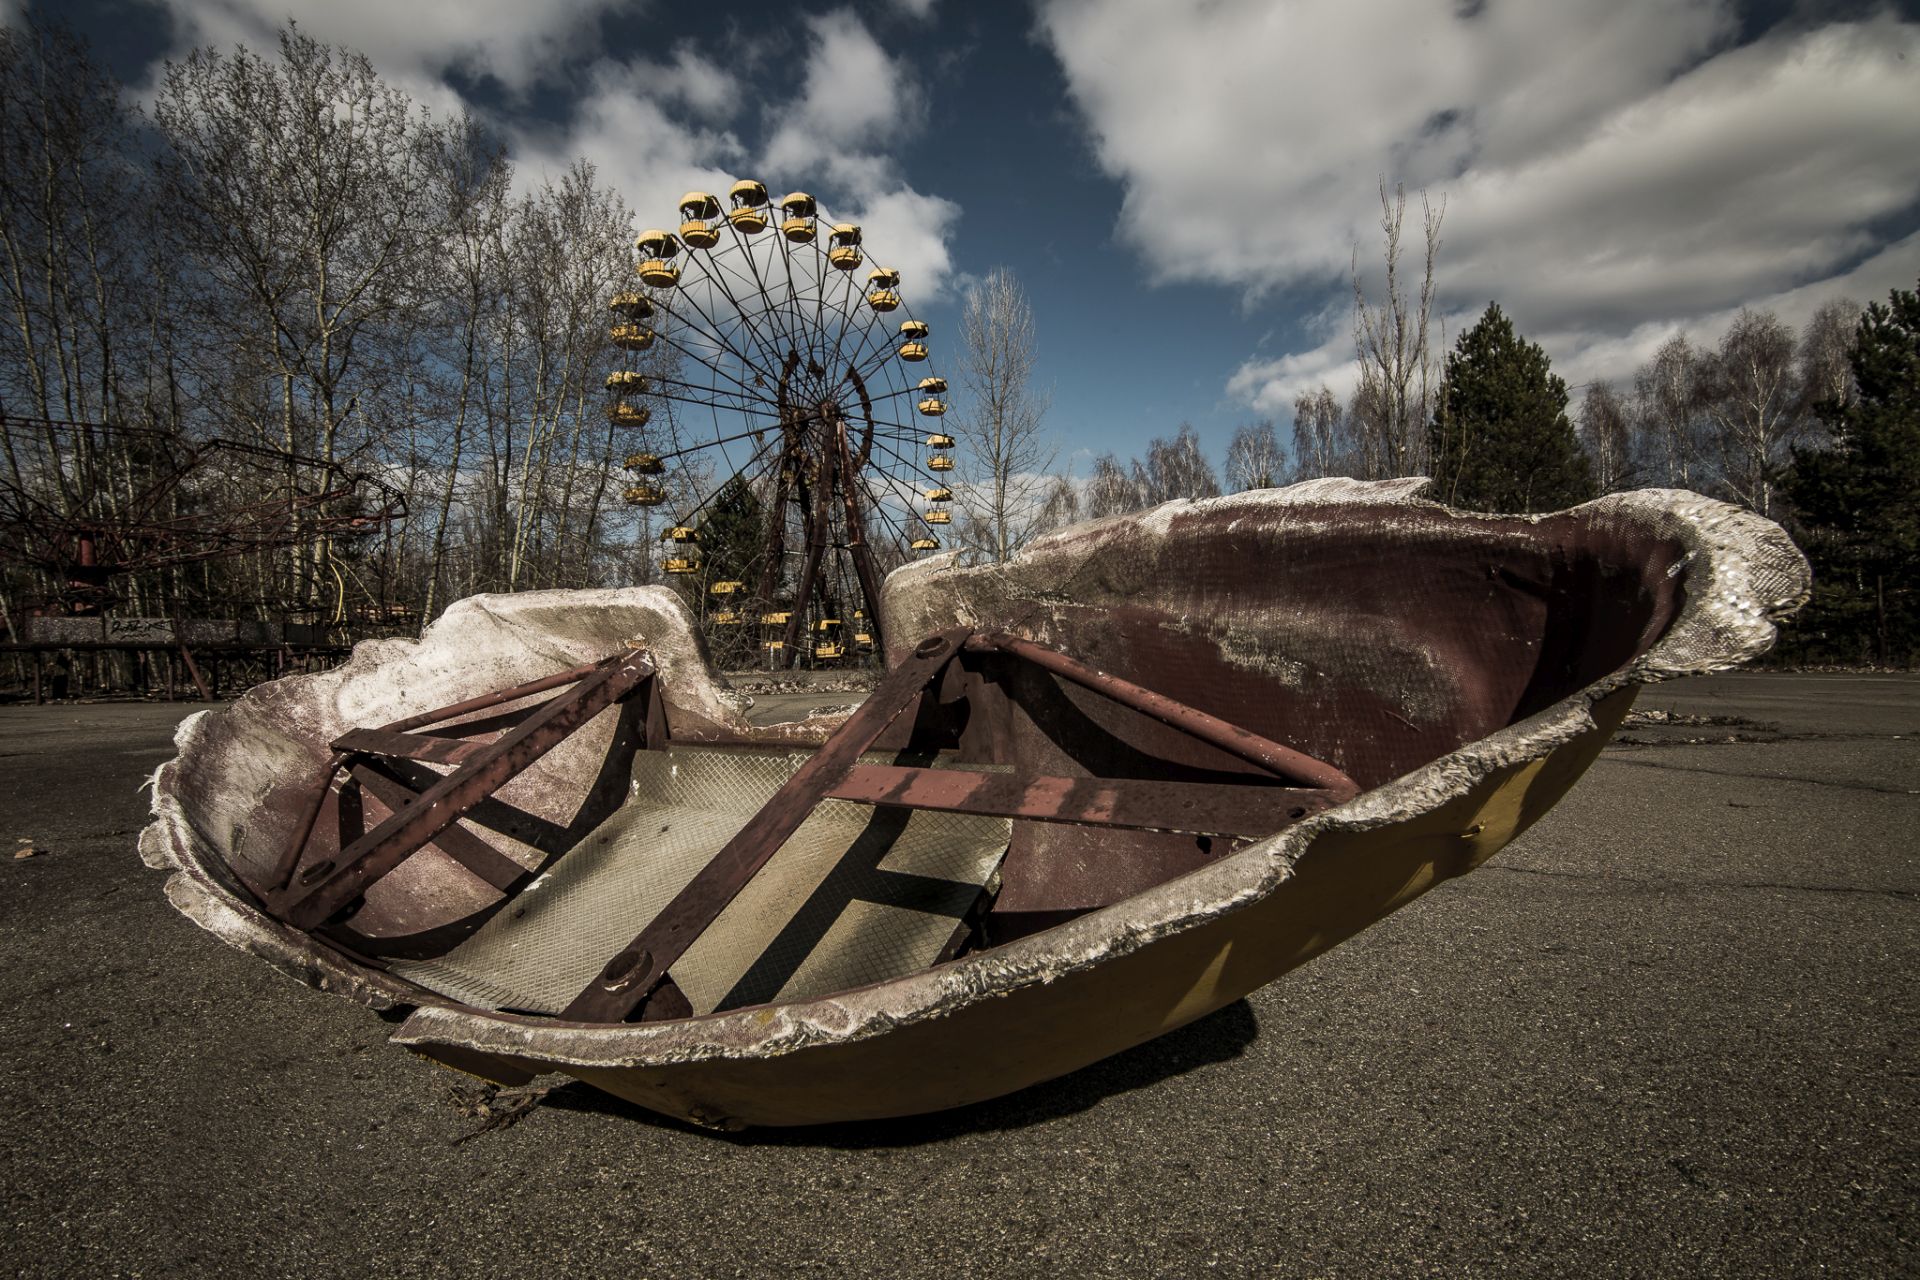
(21, 0), (1920, 480)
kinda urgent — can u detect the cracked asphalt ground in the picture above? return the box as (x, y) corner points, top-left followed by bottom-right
(1, 672), (1914, 1278)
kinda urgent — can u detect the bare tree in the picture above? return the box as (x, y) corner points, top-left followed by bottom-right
(419, 115), (510, 625)
(155, 29), (445, 617)
(1135, 423), (1220, 503)
(1351, 179), (1444, 479)
(1701, 309), (1802, 517)
(953, 267), (1053, 563)
(1289, 386), (1346, 480)
(1224, 418), (1283, 490)
(1084, 452), (1142, 519)
(1797, 297), (1862, 423)
(1578, 381), (1635, 493)
(1633, 333), (1704, 489)
(1029, 474), (1081, 538)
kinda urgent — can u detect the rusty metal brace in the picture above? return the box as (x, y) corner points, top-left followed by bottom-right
(269, 649), (656, 931)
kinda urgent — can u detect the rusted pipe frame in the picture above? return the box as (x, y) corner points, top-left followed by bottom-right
(263, 655), (619, 894)
(561, 627), (974, 1024)
(274, 650), (656, 930)
(963, 632), (1360, 799)
(826, 764), (1334, 838)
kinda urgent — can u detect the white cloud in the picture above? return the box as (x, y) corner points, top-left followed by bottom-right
(144, 0), (629, 95)
(514, 59), (747, 228)
(1038, 0), (1920, 411)
(142, 1), (961, 303)
(756, 8), (955, 300)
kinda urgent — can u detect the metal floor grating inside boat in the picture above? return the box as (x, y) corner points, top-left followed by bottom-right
(391, 747), (1011, 1016)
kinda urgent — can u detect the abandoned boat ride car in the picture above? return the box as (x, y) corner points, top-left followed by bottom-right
(141, 479), (1808, 1127)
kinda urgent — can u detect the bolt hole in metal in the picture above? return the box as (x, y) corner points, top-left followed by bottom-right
(601, 948), (652, 989)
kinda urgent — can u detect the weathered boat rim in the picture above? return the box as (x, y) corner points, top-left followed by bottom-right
(141, 478), (1810, 1070)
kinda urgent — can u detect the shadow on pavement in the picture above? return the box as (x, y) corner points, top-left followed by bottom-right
(535, 997), (1260, 1147)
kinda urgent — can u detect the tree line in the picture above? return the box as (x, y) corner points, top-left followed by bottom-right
(4, 21), (1910, 670)
(990, 184), (1914, 666)
(1, 22), (661, 639)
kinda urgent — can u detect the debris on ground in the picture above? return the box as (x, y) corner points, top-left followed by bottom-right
(14, 837), (42, 859)
(1617, 709), (1783, 746)
(446, 1082), (552, 1144)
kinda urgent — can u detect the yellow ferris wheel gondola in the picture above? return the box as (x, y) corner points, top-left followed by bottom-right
(899, 318), (929, 362)
(624, 483), (667, 506)
(827, 224), (863, 271)
(925, 431), (955, 448)
(779, 192), (817, 243)
(728, 180), (770, 234)
(610, 323), (654, 351)
(678, 192), (722, 249)
(610, 292), (654, 321)
(866, 267), (901, 312)
(910, 536), (939, 551)
(625, 452), (665, 474)
(635, 230), (680, 287)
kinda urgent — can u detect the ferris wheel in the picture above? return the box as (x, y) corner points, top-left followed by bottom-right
(606, 181), (954, 668)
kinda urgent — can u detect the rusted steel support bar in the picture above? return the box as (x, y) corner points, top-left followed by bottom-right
(826, 765), (1333, 838)
(276, 651), (654, 929)
(262, 655), (628, 895)
(379, 658), (610, 734)
(331, 727), (488, 767)
(963, 632), (1359, 799)
(268, 751), (349, 892)
(561, 628), (972, 1023)
(346, 764), (528, 891)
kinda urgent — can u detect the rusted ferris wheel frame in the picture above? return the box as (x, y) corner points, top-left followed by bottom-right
(609, 187), (951, 667)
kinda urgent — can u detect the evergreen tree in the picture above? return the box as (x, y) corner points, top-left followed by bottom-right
(680, 475), (766, 668)
(1781, 279), (1920, 665)
(1427, 303), (1595, 512)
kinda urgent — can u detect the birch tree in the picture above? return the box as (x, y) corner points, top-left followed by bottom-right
(953, 267), (1053, 562)
(1351, 179), (1444, 479)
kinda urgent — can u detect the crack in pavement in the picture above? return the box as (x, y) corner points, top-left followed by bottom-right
(1485, 863), (1920, 901)
(1598, 756), (1918, 795)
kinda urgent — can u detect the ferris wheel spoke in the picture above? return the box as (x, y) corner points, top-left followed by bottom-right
(682, 248), (794, 381)
(644, 326), (783, 410)
(655, 287), (785, 393)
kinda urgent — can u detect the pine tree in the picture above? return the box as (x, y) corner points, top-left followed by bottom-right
(1427, 303), (1595, 512)
(682, 475), (766, 668)
(1781, 279), (1920, 665)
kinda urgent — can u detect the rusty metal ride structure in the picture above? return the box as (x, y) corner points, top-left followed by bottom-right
(253, 626), (1357, 1021)
(609, 184), (955, 668)
(0, 415), (406, 699)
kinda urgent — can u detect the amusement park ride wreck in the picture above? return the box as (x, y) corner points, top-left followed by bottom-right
(141, 188), (1811, 1128)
